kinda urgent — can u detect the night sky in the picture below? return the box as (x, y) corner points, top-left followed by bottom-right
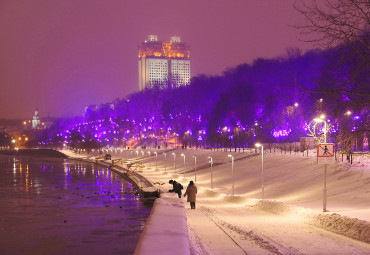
(0, 0), (316, 119)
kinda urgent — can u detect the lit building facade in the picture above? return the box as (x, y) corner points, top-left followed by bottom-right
(138, 35), (190, 90)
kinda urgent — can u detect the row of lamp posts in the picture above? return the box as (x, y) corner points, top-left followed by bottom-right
(124, 115), (329, 204)
(134, 144), (265, 199)
(228, 143), (264, 198)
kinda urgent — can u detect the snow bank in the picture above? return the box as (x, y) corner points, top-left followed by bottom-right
(310, 213), (370, 243)
(253, 200), (370, 244)
(134, 193), (190, 255)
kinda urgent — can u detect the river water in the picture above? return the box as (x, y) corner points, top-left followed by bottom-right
(0, 155), (151, 255)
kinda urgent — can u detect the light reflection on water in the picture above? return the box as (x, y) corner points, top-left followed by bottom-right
(0, 155), (151, 255)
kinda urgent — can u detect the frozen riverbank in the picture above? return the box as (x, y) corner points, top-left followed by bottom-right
(61, 149), (191, 255)
(61, 148), (370, 254)
(0, 155), (151, 255)
(0, 148), (67, 158)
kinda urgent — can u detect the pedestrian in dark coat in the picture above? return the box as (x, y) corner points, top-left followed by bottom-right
(169, 179), (183, 198)
(184, 181), (197, 209)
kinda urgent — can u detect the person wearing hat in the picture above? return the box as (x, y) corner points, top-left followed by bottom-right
(183, 181), (197, 209)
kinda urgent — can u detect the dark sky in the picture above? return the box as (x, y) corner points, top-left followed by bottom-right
(0, 0), (315, 119)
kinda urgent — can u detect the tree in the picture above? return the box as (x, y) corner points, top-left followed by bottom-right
(294, 0), (370, 63)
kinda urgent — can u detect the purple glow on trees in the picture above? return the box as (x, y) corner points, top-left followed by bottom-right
(35, 42), (369, 152)
(273, 129), (292, 138)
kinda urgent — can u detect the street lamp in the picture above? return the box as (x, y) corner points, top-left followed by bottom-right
(163, 152), (167, 172)
(227, 154), (234, 197)
(314, 117), (330, 212)
(172, 153), (176, 173)
(154, 152), (158, 170)
(255, 143), (264, 199)
(135, 150), (139, 157)
(193, 155), (197, 182)
(208, 156), (213, 189)
(313, 118), (327, 143)
(181, 153), (186, 178)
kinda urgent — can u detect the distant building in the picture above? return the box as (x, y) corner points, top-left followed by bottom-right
(138, 35), (191, 90)
(22, 109), (47, 130)
(32, 109), (41, 129)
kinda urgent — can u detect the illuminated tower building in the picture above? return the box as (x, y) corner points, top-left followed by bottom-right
(138, 35), (190, 90)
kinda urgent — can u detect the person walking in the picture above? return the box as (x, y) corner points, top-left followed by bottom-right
(169, 179), (183, 198)
(184, 181), (197, 209)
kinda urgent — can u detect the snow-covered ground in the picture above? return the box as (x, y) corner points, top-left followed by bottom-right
(62, 148), (370, 254)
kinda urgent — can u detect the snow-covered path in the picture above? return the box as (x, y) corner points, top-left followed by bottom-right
(187, 208), (249, 255)
(187, 204), (370, 255)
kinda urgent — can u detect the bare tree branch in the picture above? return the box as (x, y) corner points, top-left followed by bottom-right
(294, 0), (370, 63)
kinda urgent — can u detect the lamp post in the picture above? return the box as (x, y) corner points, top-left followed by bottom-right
(163, 152), (167, 172)
(208, 156), (213, 189)
(147, 151), (151, 167)
(314, 117), (329, 212)
(227, 155), (234, 197)
(255, 143), (264, 199)
(172, 153), (176, 173)
(181, 153), (186, 178)
(313, 118), (327, 143)
(135, 150), (139, 157)
(193, 155), (197, 182)
(154, 152), (158, 170)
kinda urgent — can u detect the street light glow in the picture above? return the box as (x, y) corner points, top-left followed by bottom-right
(314, 117), (327, 143)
